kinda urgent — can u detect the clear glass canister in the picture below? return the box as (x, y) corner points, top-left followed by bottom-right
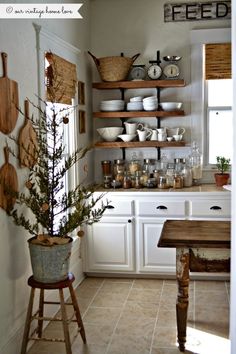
(182, 160), (193, 187)
(113, 159), (125, 184)
(158, 175), (169, 189)
(101, 160), (112, 176)
(123, 172), (132, 189)
(128, 153), (141, 176)
(173, 173), (183, 189)
(189, 141), (203, 185)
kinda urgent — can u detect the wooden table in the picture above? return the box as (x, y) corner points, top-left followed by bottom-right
(158, 220), (230, 352)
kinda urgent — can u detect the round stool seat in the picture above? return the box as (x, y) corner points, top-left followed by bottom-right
(28, 272), (75, 289)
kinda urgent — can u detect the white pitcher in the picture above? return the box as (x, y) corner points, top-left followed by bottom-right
(137, 129), (152, 141)
(124, 122), (144, 135)
(150, 129), (158, 141)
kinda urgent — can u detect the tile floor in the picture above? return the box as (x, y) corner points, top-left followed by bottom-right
(27, 277), (230, 354)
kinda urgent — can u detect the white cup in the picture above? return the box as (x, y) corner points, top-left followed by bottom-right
(137, 129), (152, 141)
(157, 128), (167, 134)
(124, 122), (144, 135)
(173, 134), (183, 141)
(158, 133), (167, 142)
(167, 127), (185, 137)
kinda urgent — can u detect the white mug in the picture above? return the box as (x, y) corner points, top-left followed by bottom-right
(124, 122), (144, 135)
(167, 127), (185, 137)
(157, 127), (167, 134)
(158, 133), (167, 142)
(137, 129), (152, 141)
(173, 134), (183, 141)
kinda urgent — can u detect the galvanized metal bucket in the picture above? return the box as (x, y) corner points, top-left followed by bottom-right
(28, 236), (73, 283)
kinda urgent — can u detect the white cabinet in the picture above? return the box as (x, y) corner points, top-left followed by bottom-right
(84, 189), (231, 276)
(136, 196), (186, 274)
(86, 217), (135, 272)
(138, 218), (176, 274)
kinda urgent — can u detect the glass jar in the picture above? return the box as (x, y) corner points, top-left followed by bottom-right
(101, 160), (112, 176)
(182, 160), (193, 187)
(113, 159), (125, 184)
(140, 170), (149, 187)
(123, 172), (132, 189)
(173, 173), (183, 189)
(103, 175), (112, 189)
(128, 153), (141, 176)
(146, 173), (157, 188)
(189, 141), (203, 185)
(134, 171), (142, 189)
(166, 163), (175, 187)
(157, 175), (169, 189)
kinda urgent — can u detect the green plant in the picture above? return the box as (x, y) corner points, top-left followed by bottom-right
(216, 156), (231, 174)
(5, 98), (108, 240)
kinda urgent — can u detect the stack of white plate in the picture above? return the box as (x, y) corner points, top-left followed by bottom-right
(130, 96), (143, 102)
(127, 101), (143, 111)
(100, 100), (125, 112)
(143, 96), (158, 111)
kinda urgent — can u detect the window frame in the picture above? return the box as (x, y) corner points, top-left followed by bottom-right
(190, 28), (231, 169)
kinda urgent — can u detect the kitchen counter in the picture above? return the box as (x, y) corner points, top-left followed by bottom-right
(95, 183), (230, 194)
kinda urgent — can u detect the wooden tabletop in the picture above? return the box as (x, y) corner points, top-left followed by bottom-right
(158, 220), (231, 248)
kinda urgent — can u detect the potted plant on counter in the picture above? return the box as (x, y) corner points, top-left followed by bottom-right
(214, 156), (231, 187)
(2, 98), (108, 283)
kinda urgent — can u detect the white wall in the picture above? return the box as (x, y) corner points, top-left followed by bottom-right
(0, 1), (92, 353)
(90, 0), (231, 183)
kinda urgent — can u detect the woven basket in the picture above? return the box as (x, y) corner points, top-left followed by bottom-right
(88, 51), (140, 82)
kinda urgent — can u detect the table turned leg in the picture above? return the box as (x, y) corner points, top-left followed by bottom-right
(176, 248), (190, 352)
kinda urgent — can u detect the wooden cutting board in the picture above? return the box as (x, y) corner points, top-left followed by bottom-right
(19, 99), (38, 168)
(0, 146), (18, 212)
(0, 52), (19, 134)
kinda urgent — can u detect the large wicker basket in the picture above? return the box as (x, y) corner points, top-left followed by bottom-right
(88, 51), (140, 82)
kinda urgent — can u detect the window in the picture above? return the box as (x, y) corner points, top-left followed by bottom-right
(206, 79), (233, 164)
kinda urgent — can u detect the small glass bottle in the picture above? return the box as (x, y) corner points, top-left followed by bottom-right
(140, 170), (149, 187)
(134, 171), (142, 189)
(123, 172), (132, 189)
(101, 160), (112, 176)
(173, 173), (183, 189)
(113, 159), (125, 184)
(189, 141), (203, 185)
(182, 160), (193, 187)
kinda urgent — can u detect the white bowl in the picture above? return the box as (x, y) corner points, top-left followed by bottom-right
(160, 102), (182, 111)
(143, 96), (158, 102)
(97, 127), (124, 142)
(118, 134), (136, 142)
(130, 96), (143, 102)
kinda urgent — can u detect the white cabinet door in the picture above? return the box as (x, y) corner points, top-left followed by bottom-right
(86, 217), (135, 272)
(138, 218), (176, 274)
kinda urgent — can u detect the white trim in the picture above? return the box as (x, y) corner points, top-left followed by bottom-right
(190, 28), (231, 158)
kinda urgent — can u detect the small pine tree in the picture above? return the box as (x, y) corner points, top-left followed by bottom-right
(6, 98), (108, 240)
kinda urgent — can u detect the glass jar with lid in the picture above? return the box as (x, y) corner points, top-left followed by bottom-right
(123, 171), (132, 189)
(113, 159), (125, 184)
(101, 160), (112, 176)
(189, 141), (203, 185)
(182, 159), (193, 187)
(128, 153), (141, 176)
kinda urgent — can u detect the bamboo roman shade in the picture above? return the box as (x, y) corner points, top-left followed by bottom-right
(205, 43), (231, 80)
(45, 52), (77, 104)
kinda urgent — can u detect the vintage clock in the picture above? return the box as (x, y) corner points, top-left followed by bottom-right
(163, 56), (181, 79)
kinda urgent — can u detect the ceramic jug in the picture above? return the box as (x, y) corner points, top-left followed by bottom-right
(124, 122), (144, 135)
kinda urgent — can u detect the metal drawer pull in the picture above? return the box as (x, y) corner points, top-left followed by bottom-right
(105, 205), (115, 209)
(210, 206), (222, 210)
(128, 219), (132, 223)
(156, 205), (168, 210)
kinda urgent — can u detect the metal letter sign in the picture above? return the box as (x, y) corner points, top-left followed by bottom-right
(164, 1), (231, 22)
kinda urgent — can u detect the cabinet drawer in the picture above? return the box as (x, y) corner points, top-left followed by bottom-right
(190, 199), (231, 218)
(101, 199), (133, 216)
(137, 200), (186, 217)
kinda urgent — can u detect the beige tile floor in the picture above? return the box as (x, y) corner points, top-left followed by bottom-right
(27, 277), (230, 354)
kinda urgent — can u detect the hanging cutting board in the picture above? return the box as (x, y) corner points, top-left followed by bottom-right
(0, 52), (19, 134)
(0, 146), (18, 212)
(19, 99), (38, 168)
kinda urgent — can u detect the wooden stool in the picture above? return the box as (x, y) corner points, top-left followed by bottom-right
(21, 272), (86, 354)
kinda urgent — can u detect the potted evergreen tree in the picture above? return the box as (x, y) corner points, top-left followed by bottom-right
(214, 156), (231, 187)
(2, 98), (108, 283)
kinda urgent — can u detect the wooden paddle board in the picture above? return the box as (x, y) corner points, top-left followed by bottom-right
(0, 52), (19, 134)
(0, 146), (18, 212)
(19, 99), (38, 168)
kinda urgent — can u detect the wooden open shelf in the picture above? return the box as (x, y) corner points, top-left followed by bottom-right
(94, 141), (186, 148)
(92, 79), (186, 90)
(94, 110), (185, 118)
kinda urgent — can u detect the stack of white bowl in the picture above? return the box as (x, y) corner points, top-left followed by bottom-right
(100, 100), (125, 112)
(127, 96), (143, 111)
(143, 96), (158, 111)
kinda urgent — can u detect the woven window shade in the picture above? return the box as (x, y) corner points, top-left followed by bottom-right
(45, 52), (77, 104)
(205, 43), (231, 80)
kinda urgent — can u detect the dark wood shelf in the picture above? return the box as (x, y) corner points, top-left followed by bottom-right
(94, 141), (186, 148)
(92, 79), (186, 90)
(94, 110), (185, 118)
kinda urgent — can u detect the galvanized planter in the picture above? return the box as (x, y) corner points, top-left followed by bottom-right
(28, 236), (73, 283)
